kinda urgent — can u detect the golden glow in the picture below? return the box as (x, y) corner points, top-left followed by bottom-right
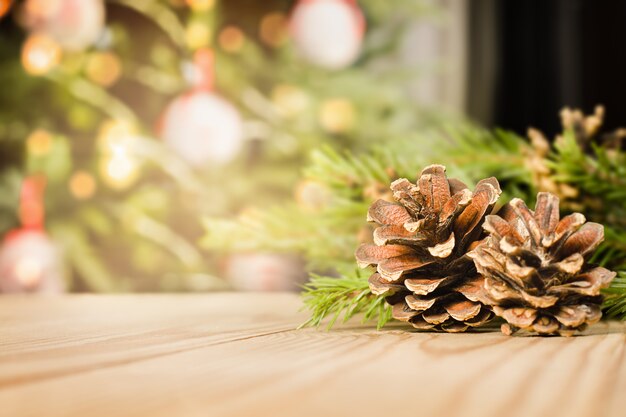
(99, 151), (140, 190)
(185, 21), (212, 50)
(319, 98), (356, 134)
(98, 120), (141, 189)
(271, 84), (309, 118)
(218, 26), (245, 53)
(98, 119), (136, 148)
(185, 0), (215, 12)
(21, 34), (61, 76)
(69, 171), (97, 200)
(14, 256), (42, 288)
(26, 129), (53, 156)
(295, 180), (332, 212)
(259, 12), (288, 48)
(0, 0), (12, 19)
(85, 52), (122, 87)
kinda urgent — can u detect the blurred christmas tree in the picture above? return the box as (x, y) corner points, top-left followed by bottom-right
(0, 0), (446, 292)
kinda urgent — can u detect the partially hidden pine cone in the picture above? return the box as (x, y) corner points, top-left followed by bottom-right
(468, 192), (616, 336)
(355, 165), (501, 332)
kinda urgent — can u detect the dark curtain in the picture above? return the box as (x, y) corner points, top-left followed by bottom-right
(468, 0), (626, 137)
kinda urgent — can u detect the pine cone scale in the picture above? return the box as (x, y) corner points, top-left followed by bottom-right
(548, 266), (614, 296)
(366, 200), (412, 225)
(368, 273), (403, 295)
(377, 255), (436, 282)
(404, 276), (453, 295)
(558, 222), (604, 259)
(453, 178), (501, 251)
(406, 294), (437, 310)
(445, 299), (482, 321)
(373, 225), (426, 246)
(534, 192), (560, 234)
(422, 307), (451, 324)
(418, 165), (451, 212)
(355, 244), (415, 268)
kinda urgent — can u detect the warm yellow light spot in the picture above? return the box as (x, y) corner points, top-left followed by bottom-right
(185, 0), (215, 12)
(271, 84), (309, 118)
(99, 153), (139, 190)
(69, 171), (96, 200)
(218, 26), (245, 53)
(319, 98), (356, 134)
(26, 129), (53, 156)
(85, 52), (122, 87)
(185, 21), (212, 50)
(97, 119), (136, 149)
(295, 180), (332, 212)
(0, 0), (12, 19)
(21, 34), (61, 76)
(259, 12), (288, 48)
(97, 120), (140, 189)
(14, 256), (42, 288)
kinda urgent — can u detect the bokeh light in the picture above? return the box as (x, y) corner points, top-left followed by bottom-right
(21, 34), (61, 75)
(98, 120), (141, 190)
(218, 26), (245, 53)
(271, 84), (310, 118)
(185, 21), (212, 50)
(295, 180), (332, 212)
(85, 51), (122, 87)
(26, 129), (53, 156)
(69, 171), (97, 200)
(318, 98), (356, 134)
(259, 12), (288, 48)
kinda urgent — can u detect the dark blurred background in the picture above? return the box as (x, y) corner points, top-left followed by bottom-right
(468, 0), (626, 136)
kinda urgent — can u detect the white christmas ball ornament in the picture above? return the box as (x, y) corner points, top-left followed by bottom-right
(162, 91), (244, 166)
(0, 230), (65, 293)
(23, 0), (105, 51)
(290, 0), (365, 70)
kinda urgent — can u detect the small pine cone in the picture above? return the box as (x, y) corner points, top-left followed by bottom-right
(469, 192), (616, 336)
(355, 165), (501, 332)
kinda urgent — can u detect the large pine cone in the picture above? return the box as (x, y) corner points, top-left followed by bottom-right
(468, 192), (616, 336)
(355, 165), (501, 332)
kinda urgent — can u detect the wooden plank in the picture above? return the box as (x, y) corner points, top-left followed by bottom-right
(0, 294), (300, 387)
(0, 294), (625, 417)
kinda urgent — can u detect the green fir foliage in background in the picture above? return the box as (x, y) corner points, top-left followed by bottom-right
(204, 109), (626, 326)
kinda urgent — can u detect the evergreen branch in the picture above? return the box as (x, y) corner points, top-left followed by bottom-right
(299, 270), (391, 330)
(550, 131), (626, 206)
(603, 272), (626, 320)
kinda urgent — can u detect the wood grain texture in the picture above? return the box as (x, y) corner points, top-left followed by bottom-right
(0, 293), (625, 417)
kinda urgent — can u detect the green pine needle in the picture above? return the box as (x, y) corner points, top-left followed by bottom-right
(603, 272), (626, 320)
(299, 271), (391, 330)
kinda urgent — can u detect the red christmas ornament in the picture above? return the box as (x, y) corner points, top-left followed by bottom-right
(289, 0), (365, 70)
(0, 176), (65, 293)
(160, 48), (244, 167)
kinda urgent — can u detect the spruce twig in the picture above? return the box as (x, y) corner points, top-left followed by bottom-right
(603, 272), (626, 320)
(299, 271), (391, 330)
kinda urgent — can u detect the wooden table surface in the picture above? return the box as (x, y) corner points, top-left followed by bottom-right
(1, 293), (625, 417)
